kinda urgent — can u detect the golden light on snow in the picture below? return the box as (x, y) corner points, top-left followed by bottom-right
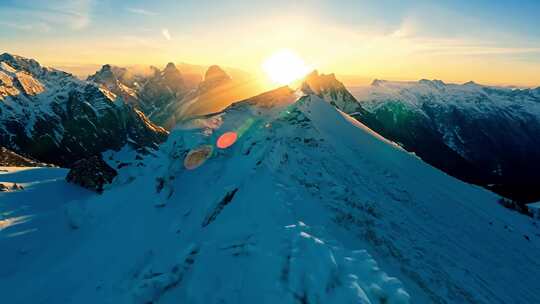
(262, 49), (311, 85)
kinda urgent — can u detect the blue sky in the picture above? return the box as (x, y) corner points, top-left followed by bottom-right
(1, 0), (539, 85)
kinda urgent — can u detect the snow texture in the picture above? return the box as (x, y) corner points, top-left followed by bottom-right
(1, 93), (539, 303)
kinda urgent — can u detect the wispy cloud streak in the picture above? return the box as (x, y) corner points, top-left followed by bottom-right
(161, 28), (172, 41)
(126, 7), (158, 16)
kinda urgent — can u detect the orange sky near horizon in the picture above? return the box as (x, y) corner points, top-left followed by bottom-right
(3, 2), (540, 88)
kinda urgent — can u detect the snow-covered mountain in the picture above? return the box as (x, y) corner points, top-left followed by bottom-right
(1, 87), (539, 303)
(350, 79), (540, 202)
(0, 53), (168, 166)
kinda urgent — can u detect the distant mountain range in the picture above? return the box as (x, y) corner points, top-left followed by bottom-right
(2, 52), (540, 203)
(88, 62), (262, 129)
(350, 80), (540, 202)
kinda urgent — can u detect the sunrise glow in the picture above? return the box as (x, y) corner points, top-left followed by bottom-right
(262, 50), (311, 85)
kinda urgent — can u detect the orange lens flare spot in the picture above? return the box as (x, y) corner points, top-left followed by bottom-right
(184, 145), (213, 170)
(216, 132), (238, 149)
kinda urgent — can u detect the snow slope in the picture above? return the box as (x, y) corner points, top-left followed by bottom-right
(1, 92), (539, 303)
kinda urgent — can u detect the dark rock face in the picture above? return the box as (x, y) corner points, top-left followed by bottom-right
(66, 155), (117, 193)
(0, 53), (168, 167)
(0, 146), (49, 167)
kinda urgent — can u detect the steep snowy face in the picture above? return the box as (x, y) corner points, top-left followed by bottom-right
(302, 70), (366, 114)
(2, 91), (539, 304)
(0, 53), (168, 166)
(351, 79), (540, 202)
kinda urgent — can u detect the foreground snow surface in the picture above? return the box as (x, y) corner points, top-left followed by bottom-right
(1, 95), (540, 303)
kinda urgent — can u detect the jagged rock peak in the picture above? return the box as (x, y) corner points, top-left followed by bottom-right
(304, 70), (336, 82)
(302, 69), (345, 94)
(88, 64), (116, 81)
(162, 62), (182, 78)
(164, 62), (177, 71)
(204, 65), (231, 82)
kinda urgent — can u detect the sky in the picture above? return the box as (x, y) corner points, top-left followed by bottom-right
(1, 0), (540, 86)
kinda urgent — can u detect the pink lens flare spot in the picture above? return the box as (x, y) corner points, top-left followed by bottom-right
(216, 132), (238, 149)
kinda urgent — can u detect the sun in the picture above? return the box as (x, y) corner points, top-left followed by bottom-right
(262, 49), (311, 85)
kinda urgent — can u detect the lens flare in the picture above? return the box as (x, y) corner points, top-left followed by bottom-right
(217, 132), (238, 149)
(184, 145), (213, 170)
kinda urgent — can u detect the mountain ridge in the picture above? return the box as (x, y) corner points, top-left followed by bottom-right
(0, 53), (168, 167)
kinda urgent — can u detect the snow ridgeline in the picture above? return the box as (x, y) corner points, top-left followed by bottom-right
(1, 93), (539, 303)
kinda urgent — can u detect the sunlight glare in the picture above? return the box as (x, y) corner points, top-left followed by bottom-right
(262, 49), (311, 85)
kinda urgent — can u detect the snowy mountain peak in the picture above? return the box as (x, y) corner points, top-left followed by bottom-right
(300, 70), (367, 114)
(0, 53), (45, 77)
(302, 70), (340, 91)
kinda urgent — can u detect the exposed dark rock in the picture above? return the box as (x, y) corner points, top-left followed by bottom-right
(0, 146), (50, 167)
(66, 155), (118, 193)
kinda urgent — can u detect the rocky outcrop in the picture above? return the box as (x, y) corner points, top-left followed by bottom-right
(66, 155), (117, 193)
(302, 70), (365, 114)
(0, 146), (49, 167)
(87, 64), (139, 106)
(0, 53), (168, 167)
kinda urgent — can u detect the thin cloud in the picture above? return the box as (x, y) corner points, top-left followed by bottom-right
(0, 21), (33, 31)
(126, 7), (158, 16)
(0, 0), (92, 30)
(162, 28), (172, 41)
